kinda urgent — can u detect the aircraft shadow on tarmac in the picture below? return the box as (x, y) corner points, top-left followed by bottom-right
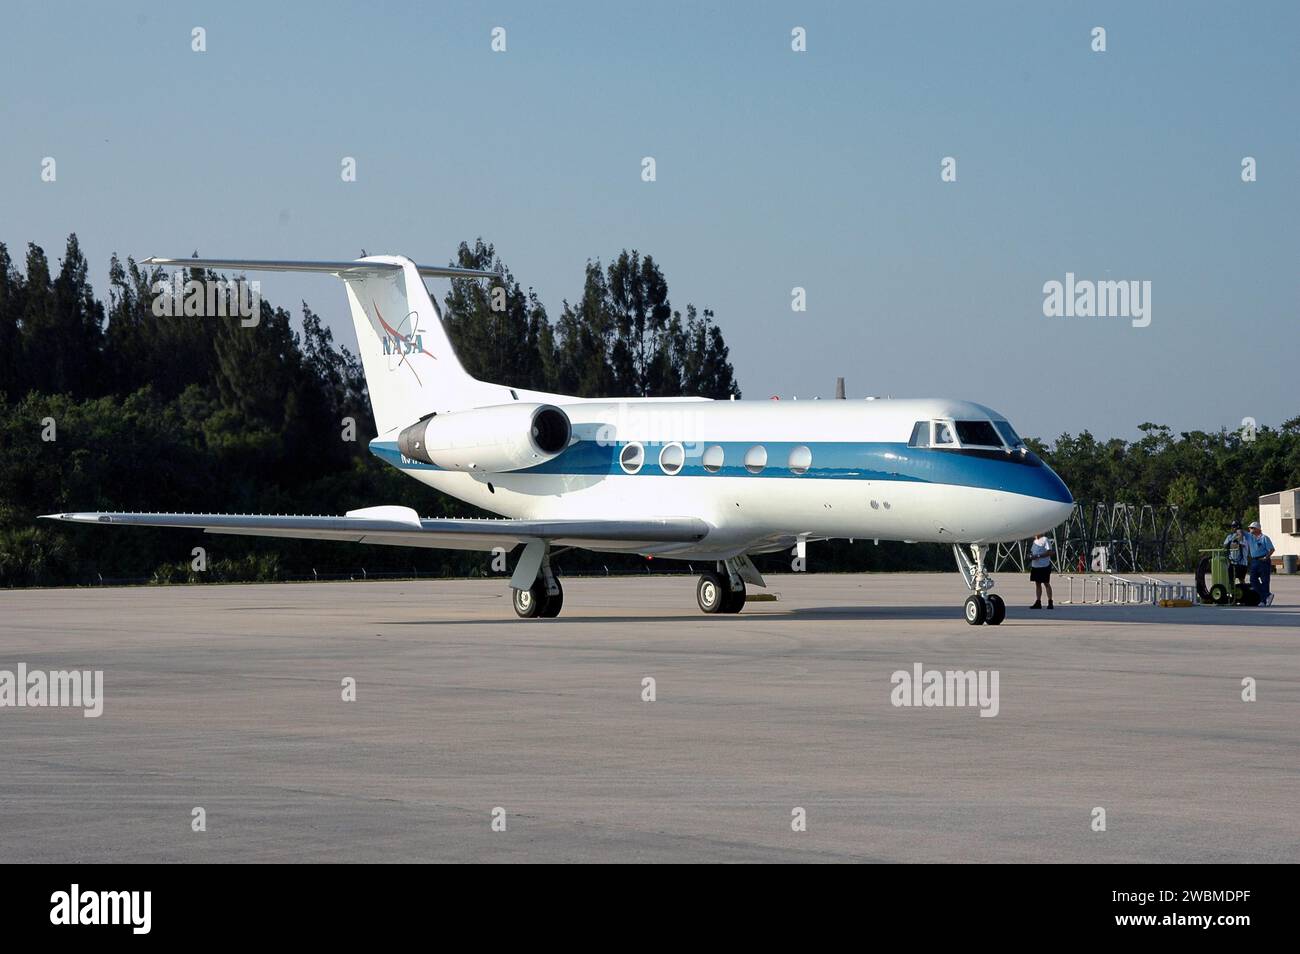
(780, 602), (1297, 626)
(374, 602), (1295, 626)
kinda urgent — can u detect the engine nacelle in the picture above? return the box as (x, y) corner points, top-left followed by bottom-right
(397, 403), (572, 473)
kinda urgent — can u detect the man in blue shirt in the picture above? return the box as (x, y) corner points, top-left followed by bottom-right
(1245, 521), (1275, 606)
(1223, 520), (1250, 586)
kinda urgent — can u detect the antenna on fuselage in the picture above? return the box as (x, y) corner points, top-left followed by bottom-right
(834, 376), (846, 399)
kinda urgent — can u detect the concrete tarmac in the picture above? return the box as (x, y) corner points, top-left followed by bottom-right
(1, 572), (1297, 863)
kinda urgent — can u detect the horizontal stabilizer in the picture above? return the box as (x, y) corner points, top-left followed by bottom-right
(141, 256), (498, 281)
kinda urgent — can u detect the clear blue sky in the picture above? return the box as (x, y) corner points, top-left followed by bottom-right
(3, 1), (1296, 441)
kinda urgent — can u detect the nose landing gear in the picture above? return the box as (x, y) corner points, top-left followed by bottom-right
(954, 544), (1005, 625)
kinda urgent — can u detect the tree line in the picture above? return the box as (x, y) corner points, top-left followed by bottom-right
(1, 234), (1297, 586)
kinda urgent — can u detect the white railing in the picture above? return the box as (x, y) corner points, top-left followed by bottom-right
(1058, 574), (1196, 605)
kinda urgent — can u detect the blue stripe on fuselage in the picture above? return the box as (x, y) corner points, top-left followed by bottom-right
(368, 440), (1072, 503)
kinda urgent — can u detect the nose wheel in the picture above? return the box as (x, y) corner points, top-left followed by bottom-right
(954, 544), (1005, 625)
(963, 592), (1006, 625)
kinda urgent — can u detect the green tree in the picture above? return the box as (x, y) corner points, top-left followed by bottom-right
(0, 243), (24, 398)
(442, 239), (551, 392)
(551, 262), (616, 397)
(16, 235), (106, 398)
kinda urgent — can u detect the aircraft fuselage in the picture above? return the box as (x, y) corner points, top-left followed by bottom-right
(371, 396), (1073, 561)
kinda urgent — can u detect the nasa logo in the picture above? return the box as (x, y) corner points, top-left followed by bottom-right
(372, 301), (436, 382)
(382, 333), (424, 356)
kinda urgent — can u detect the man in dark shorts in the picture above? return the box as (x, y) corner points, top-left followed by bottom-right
(1029, 533), (1055, 609)
(1246, 520), (1276, 606)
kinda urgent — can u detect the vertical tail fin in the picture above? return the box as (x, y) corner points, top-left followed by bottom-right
(339, 255), (500, 435)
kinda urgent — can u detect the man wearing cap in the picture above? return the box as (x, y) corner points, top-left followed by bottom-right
(1223, 521), (1250, 587)
(1245, 521), (1275, 606)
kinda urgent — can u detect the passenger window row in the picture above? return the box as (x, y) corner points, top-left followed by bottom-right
(619, 443), (813, 476)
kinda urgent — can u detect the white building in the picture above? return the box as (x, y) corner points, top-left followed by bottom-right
(1258, 488), (1300, 564)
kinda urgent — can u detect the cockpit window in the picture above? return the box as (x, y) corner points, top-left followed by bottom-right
(910, 418), (1015, 451)
(993, 420), (1024, 448)
(954, 420), (1001, 448)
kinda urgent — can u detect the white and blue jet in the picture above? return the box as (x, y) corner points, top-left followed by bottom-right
(43, 255), (1073, 624)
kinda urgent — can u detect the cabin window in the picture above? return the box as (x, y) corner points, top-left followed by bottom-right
(955, 420), (1002, 448)
(659, 442), (685, 475)
(788, 445), (812, 475)
(744, 445), (768, 474)
(702, 445), (724, 473)
(619, 442), (644, 475)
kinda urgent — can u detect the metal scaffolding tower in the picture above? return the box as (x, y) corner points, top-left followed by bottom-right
(994, 501), (1192, 574)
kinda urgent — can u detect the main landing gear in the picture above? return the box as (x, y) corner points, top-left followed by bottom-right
(512, 575), (564, 618)
(953, 544), (1005, 626)
(510, 547), (759, 619)
(512, 543), (564, 618)
(697, 560), (747, 614)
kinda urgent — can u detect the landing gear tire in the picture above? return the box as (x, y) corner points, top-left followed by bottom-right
(697, 572), (727, 614)
(513, 579), (550, 618)
(955, 544), (1000, 627)
(540, 579), (564, 617)
(984, 593), (1006, 625)
(1194, 556), (1213, 603)
(721, 580), (746, 614)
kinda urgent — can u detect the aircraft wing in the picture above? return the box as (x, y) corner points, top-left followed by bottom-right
(39, 507), (709, 553)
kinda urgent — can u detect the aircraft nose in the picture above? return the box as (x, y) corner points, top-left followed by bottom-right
(1034, 459), (1073, 506)
(1017, 496), (1074, 538)
(1033, 462), (1074, 532)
